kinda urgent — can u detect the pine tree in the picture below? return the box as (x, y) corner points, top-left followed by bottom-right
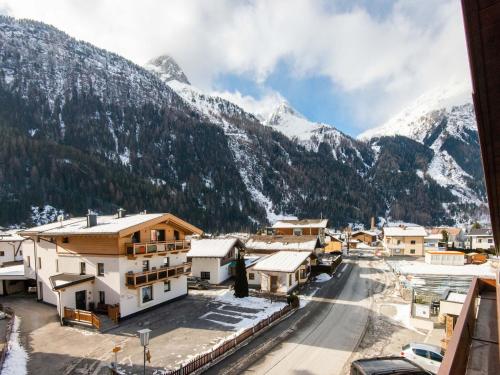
(233, 253), (248, 298)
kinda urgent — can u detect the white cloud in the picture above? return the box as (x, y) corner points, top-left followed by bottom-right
(0, 0), (471, 131)
(213, 90), (285, 120)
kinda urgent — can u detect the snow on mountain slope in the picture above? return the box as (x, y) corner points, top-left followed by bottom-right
(358, 82), (472, 141)
(144, 55), (190, 85)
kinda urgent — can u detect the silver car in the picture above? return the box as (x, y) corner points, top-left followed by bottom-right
(401, 343), (444, 374)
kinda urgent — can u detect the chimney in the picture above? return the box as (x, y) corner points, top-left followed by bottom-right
(370, 217), (375, 230)
(86, 210), (97, 228)
(117, 208), (126, 218)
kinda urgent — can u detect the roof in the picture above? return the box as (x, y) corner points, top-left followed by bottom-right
(383, 226), (427, 237)
(245, 235), (320, 252)
(352, 230), (378, 237)
(49, 273), (95, 290)
(0, 230), (25, 242)
(187, 238), (242, 258)
(253, 251), (311, 273)
(425, 233), (444, 240)
(446, 292), (467, 304)
(429, 227), (463, 236)
(20, 213), (203, 237)
(467, 228), (493, 236)
(0, 264), (26, 279)
(272, 219), (328, 229)
(426, 251), (464, 255)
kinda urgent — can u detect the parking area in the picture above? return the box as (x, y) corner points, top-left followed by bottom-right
(0, 290), (286, 374)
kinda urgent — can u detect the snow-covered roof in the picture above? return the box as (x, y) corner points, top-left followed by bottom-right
(246, 235), (319, 252)
(187, 238), (241, 258)
(0, 230), (25, 242)
(352, 230), (378, 237)
(0, 264), (25, 278)
(446, 292), (467, 303)
(272, 219), (328, 229)
(253, 251), (311, 273)
(383, 226), (427, 237)
(20, 213), (202, 236)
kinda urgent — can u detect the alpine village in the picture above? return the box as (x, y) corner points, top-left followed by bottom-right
(0, 1), (499, 375)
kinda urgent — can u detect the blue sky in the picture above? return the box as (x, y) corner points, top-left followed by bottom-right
(0, 0), (471, 136)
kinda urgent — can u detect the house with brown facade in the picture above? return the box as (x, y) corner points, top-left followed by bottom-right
(269, 219), (328, 242)
(19, 211), (203, 329)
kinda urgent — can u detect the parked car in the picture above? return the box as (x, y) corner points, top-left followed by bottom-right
(350, 356), (432, 375)
(187, 276), (210, 290)
(401, 343), (444, 374)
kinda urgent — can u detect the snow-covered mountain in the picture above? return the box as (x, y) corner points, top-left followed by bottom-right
(0, 16), (487, 229)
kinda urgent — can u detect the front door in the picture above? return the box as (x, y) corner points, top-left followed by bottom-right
(270, 276), (278, 292)
(75, 290), (86, 310)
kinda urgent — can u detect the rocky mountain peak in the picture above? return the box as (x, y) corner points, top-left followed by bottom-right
(267, 100), (304, 125)
(145, 55), (190, 85)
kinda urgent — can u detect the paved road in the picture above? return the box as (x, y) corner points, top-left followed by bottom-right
(206, 258), (380, 375)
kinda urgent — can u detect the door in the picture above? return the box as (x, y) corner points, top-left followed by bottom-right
(270, 276), (278, 292)
(38, 281), (43, 301)
(75, 290), (86, 310)
(174, 230), (180, 240)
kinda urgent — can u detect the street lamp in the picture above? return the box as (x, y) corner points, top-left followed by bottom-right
(137, 328), (151, 375)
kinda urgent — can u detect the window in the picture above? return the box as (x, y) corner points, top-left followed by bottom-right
(55, 259), (59, 273)
(410, 240), (416, 245)
(200, 272), (210, 280)
(164, 281), (171, 292)
(413, 349), (429, 359)
(97, 263), (104, 276)
(62, 237), (69, 243)
(488, 238), (493, 243)
(38, 257), (42, 269)
(99, 291), (105, 304)
(0, 251), (4, 256)
(26, 256), (30, 267)
(249, 273), (255, 280)
(163, 257), (169, 268)
(295, 271), (299, 281)
(142, 260), (149, 272)
(19, 250), (22, 256)
(293, 229), (302, 236)
(397, 240), (401, 245)
(141, 285), (153, 303)
(288, 274), (292, 285)
(429, 352), (443, 362)
(478, 238), (482, 243)
(410, 249), (416, 254)
(80, 262), (86, 275)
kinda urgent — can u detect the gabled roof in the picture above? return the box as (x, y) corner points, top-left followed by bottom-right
(467, 228), (493, 236)
(49, 273), (95, 290)
(429, 227), (463, 236)
(352, 230), (378, 237)
(187, 238), (243, 258)
(19, 213), (203, 237)
(252, 251), (311, 273)
(383, 226), (427, 237)
(245, 235), (320, 252)
(272, 219), (328, 229)
(0, 230), (25, 242)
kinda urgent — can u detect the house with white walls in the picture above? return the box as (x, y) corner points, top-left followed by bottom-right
(466, 228), (495, 250)
(187, 238), (244, 284)
(0, 230), (28, 295)
(19, 211), (203, 329)
(249, 251), (312, 294)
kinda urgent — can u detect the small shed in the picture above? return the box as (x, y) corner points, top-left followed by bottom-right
(424, 251), (465, 266)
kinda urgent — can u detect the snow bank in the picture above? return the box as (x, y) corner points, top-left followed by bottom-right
(2, 316), (28, 375)
(315, 273), (332, 283)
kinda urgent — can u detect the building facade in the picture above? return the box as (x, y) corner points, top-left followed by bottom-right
(382, 226), (427, 256)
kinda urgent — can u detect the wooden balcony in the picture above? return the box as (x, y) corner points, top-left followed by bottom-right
(125, 262), (192, 288)
(126, 240), (190, 259)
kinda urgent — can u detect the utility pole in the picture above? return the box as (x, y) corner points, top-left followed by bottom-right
(138, 329), (151, 375)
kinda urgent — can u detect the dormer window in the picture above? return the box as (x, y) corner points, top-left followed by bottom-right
(62, 237), (69, 243)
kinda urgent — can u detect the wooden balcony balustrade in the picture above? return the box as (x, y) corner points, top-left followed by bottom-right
(125, 262), (192, 288)
(126, 240), (190, 258)
(64, 307), (101, 330)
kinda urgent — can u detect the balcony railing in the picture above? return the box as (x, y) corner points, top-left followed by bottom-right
(126, 240), (190, 258)
(125, 262), (192, 288)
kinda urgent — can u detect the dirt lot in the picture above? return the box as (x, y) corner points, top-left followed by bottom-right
(0, 290), (285, 375)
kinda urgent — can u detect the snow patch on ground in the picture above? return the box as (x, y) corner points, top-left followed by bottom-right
(384, 303), (424, 334)
(315, 273), (333, 283)
(2, 316), (28, 375)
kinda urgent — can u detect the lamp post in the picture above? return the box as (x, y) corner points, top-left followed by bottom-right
(137, 328), (151, 375)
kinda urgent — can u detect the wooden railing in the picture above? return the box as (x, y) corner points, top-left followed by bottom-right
(126, 240), (191, 257)
(64, 307), (101, 330)
(125, 262), (192, 288)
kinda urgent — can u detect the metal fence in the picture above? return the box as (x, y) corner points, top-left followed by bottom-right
(165, 304), (295, 375)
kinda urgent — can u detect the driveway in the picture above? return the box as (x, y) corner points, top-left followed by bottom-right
(0, 290), (284, 374)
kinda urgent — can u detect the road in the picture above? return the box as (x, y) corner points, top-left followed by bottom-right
(206, 257), (382, 375)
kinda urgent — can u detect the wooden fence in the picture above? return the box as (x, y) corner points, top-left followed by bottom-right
(0, 305), (15, 372)
(165, 304), (295, 375)
(64, 307), (101, 330)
